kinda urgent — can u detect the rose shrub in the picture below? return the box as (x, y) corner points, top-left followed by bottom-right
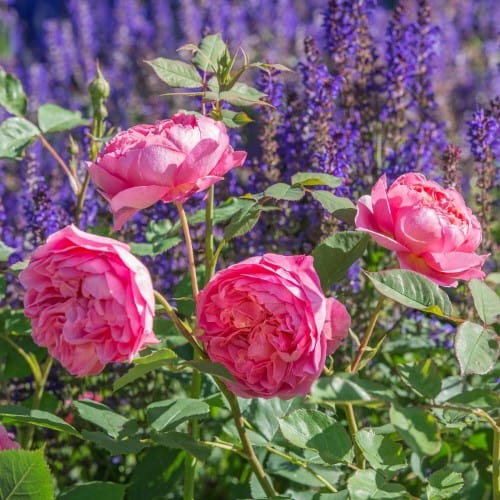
(355, 173), (488, 286)
(196, 254), (351, 399)
(88, 112), (247, 229)
(19, 225), (158, 376)
(0, 425), (20, 451)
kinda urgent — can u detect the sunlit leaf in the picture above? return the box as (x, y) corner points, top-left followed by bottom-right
(469, 278), (500, 324)
(146, 58), (203, 88)
(38, 103), (87, 133)
(0, 117), (39, 158)
(0, 67), (27, 116)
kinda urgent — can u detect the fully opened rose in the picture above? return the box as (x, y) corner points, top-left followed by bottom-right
(355, 173), (488, 286)
(19, 225), (158, 376)
(88, 112), (247, 230)
(196, 254), (351, 399)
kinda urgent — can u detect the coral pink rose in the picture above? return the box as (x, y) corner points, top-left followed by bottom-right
(196, 254), (351, 399)
(355, 173), (488, 286)
(88, 112), (247, 230)
(0, 425), (20, 450)
(19, 225), (158, 376)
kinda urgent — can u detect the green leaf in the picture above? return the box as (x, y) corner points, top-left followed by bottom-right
(223, 201), (261, 240)
(278, 409), (353, 463)
(183, 359), (234, 380)
(146, 58), (203, 88)
(0, 117), (39, 158)
(311, 374), (394, 404)
(193, 33), (228, 72)
(426, 468), (464, 500)
(0, 449), (54, 500)
(0, 67), (27, 116)
(218, 109), (253, 128)
(0, 405), (81, 438)
(73, 400), (131, 438)
(354, 429), (407, 475)
(469, 278), (500, 324)
(208, 81), (267, 106)
(264, 182), (305, 201)
(146, 399), (210, 432)
(454, 321), (498, 375)
(311, 191), (356, 222)
(312, 231), (369, 289)
(398, 359), (442, 399)
(291, 172), (342, 189)
(447, 389), (500, 410)
(37, 103), (87, 133)
(347, 469), (408, 499)
(151, 431), (211, 462)
(364, 269), (453, 317)
(389, 405), (441, 456)
(57, 481), (126, 500)
(81, 430), (146, 455)
(0, 240), (15, 262)
(113, 349), (178, 392)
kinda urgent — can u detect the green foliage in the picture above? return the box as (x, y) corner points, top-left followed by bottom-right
(0, 66), (27, 116)
(0, 240), (15, 261)
(364, 269), (453, 317)
(313, 231), (370, 289)
(37, 103), (87, 133)
(454, 321), (499, 375)
(291, 172), (342, 189)
(151, 431), (211, 461)
(426, 467), (464, 499)
(145, 58), (203, 88)
(57, 482), (127, 500)
(264, 182), (305, 201)
(347, 469), (408, 499)
(310, 191), (356, 222)
(146, 399), (210, 432)
(0, 116), (39, 158)
(0, 450), (54, 499)
(398, 359), (442, 399)
(191, 33), (228, 72)
(389, 405), (441, 456)
(469, 278), (500, 324)
(73, 400), (133, 438)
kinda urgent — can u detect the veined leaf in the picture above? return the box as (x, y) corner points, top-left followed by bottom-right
(38, 103), (87, 133)
(192, 33), (228, 72)
(469, 278), (500, 324)
(291, 172), (342, 189)
(146, 58), (203, 88)
(0, 67), (27, 116)
(0, 117), (39, 158)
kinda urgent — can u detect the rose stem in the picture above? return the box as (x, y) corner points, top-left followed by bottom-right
(174, 201), (201, 500)
(344, 295), (385, 468)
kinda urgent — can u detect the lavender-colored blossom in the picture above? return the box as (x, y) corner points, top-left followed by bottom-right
(467, 107), (499, 163)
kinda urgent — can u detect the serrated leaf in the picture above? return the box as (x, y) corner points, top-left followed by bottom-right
(454, 321), (498, 375)
(58, 481), (126, 500)
(291, 172), (342, 189)
(37, 103), (87, 133)
(82, 430), (146, 455)
(469, 278), (500, 324)
(113, 349), (178, 392)
(389, 405), (441, 456)
(312, 231), (369, 289)
(0, 67), (27, 116)
(0, 117), (39, 158)
(146, 58), (203, 88)
(0, 449), (54, 500)
(0, 405), (81, 437)
(151, 431), (211, 462)
(355, 429), (407, 475)
(426, 468), (464, 499)
(207, 81), (267, 106)
(447, 389), (500, 409)
(193, 33), (228, 72)
(364, 269), (453, 317)
(146, 399), (209, 432)
(311, 191), (356, 222)
(264, 182), (305, 201)
(347, 469), (408, 499)
(73, 400), (132, 438)
(399, 359), (442, 399)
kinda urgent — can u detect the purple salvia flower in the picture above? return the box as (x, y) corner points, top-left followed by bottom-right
(467, 107), (499, 163)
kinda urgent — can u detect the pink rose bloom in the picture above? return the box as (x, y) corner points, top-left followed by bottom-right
(19, 225), (158, 376)
(196, 254), (351, 399)
(0, 425), (20, 450)
(88, 112), (247, 230)
(355, 173), (488, 287)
